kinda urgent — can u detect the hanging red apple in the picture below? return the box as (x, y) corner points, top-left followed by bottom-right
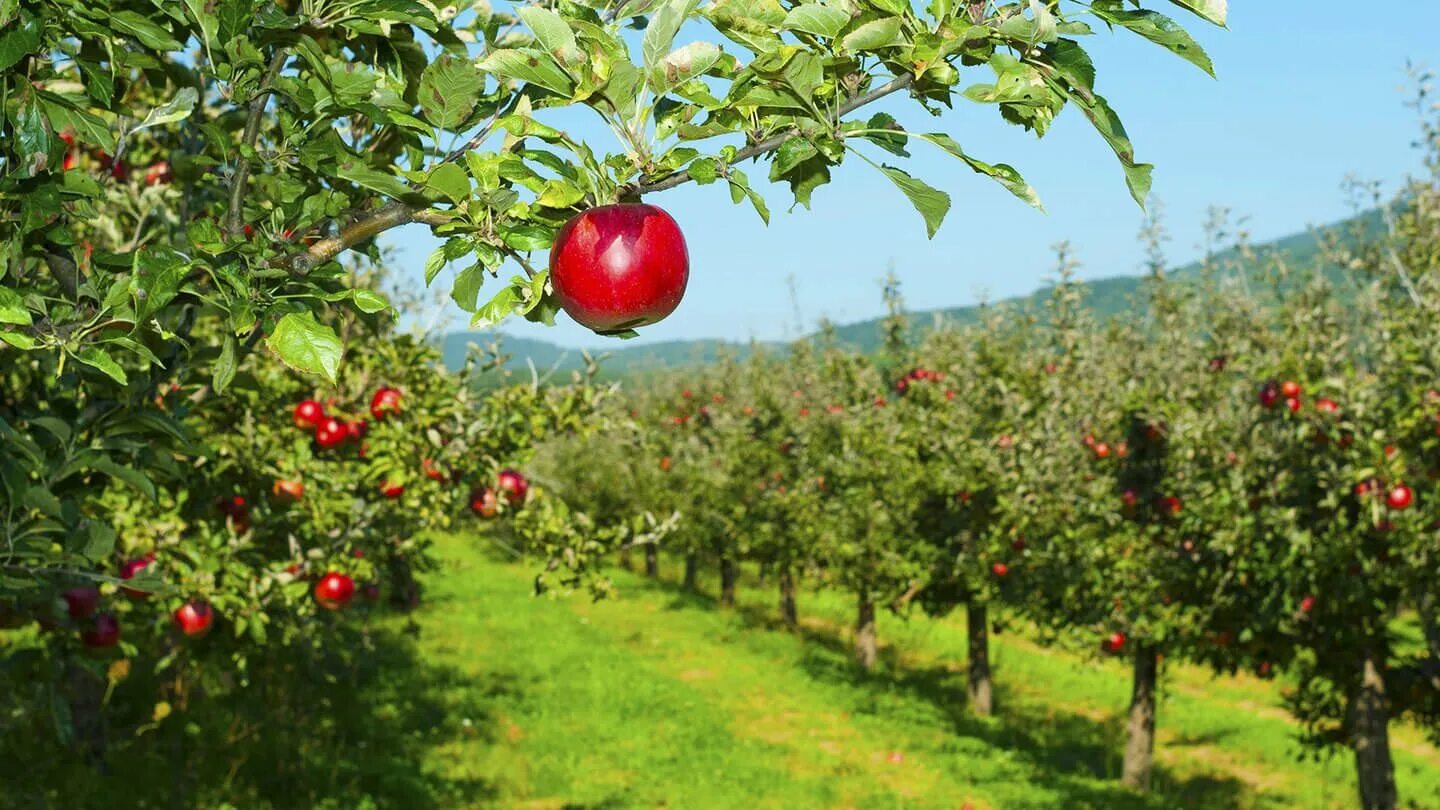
(549, 204), (689, 333)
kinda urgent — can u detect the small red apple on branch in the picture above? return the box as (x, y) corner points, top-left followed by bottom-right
(314, 572), (356, 610)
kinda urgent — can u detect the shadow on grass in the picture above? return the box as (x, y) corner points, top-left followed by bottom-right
(2, 614), (506, 810)
(622, 565), (1253, 810)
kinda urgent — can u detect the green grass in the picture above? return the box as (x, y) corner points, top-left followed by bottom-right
(390, 533), (1439, 810)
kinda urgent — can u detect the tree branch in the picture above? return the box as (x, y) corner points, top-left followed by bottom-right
(227, 49), (289, 238)
(289, 73), (916, 272)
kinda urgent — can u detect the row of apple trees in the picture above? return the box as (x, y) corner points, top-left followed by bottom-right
(524, 191), (1440, 809)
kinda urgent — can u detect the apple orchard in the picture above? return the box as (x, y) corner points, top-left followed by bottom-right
(1, 0), (1437, 808)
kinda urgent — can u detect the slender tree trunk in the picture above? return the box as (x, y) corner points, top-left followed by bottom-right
(1420, 594), (1440, 691)
(387, 555), (420, 610)
(682, 553), (698, 590)
(66, 661), (107, 772)
(966, 602), (993, 716)
(778, 566), (798, 630)
(618, 547), (632, 571)
(855, 593), (877, 670)
(1350, 647), (1397, 810)
(644, 545), (658, 578)
(719, 557), (737, 607)
(1121, 644), (1159, 791)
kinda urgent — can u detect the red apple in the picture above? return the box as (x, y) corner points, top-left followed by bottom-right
(173, 601), (214, 638)
(470, 487), (499, 518)
(370, 387), (403, 421)
(1299, 595), (1316, 614)
(548, 203), (689, 332)
(496, 469), (529, 505)
(1258, 382), (1280, 409)
(82, 613), (121, 649)
(1120, 489), (1139, 509)
(1280, 380), (1301, 399)
(315, 417), (348, 449)
(423, 459), (447, 481)
(120, 555), (156, 600)
(1315, 398), (1340, 415)
(1386, 484), (1414, 511)
(314, 572), (356, 610)
(144, 161), (172, 186)
(62, 587), (101, 619)
(1285, 397), (1301, 414)
(272, 478), (304, 503)
(294, 399), (325, 430)
(659, 456), (673, 472)
(990, 562), (1009, 578)
(1102, 631), (1126, 655)
(347, 420), (369, 442)
(1092, 442), (1111, 460)
(379, 480), (405, 498)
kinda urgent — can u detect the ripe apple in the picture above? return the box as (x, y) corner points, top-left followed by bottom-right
(144, 161), (173, 186)
(1386, 484), (1414, 511)
(423, 459), (447, 481)
(294, 399), (325, 430)
(549, 203), (689, 332)
(82, 613), (121, 649)
(314, 572), (356, 610)
(63, 587), (101, 619)
(347, 420), (369, 442)
(1102, 631), (1126, 655)
(1158, 495), (1182, 516)
(659, 456), (672, 473)
(1120, 489), (1139, 509)
(990, 562), (1009, 577)
(173, 601), (214, 638)
(120, 554), (156, 600)
(497, 469), (529, 505)
(1285, 397), (1301, 414)
(379, 480), (405, 498)
(1299, 595), (1316, 614)
(1280, 380), (1301, 399)
(1258, 382), (1280, 409)
(469, 487), (499, 518)
(1315, 398), (1340, 415)
(315, 417), (348, 449)
(1092, 442), (1111, 460)
(272, 478), (304, 503)
(370, 387), (403, 420)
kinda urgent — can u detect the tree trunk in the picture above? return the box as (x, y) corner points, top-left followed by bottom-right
(618, 547), (632, 571)
(1350, 647), (1397, 810)
(1420, 594), (1440, 691)
(387, 555), (420, 610)
(1121, 644), (1158, 791)
(66, 661), (108, 772)
(682, 554), (698, 590)
(966, 602), (993, 716)
(779, 567), (798, 630)
(855, 593), (877, 670)
(719, 557), (737, 607)
(644, 545), (658, 578)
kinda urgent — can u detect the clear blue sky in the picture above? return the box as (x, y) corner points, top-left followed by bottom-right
(385, 3), (1440, 348)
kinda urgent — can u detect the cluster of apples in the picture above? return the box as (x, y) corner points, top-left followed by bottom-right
(285, 387), (405, 499)
(893, 367), (943, 395)
(469, 469), (529, 518)
(57, 556), (214, 650)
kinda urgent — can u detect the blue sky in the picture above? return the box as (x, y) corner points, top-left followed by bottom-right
(386, 3), (1440, 348)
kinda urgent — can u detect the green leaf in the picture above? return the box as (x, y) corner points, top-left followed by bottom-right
(337, 159), (412, 200)
(450, 263), (487, 312)
(471, 282), (522, 329)
(1091, 3), (1215, 77)
(841, 17), (903, 53)
(213, 334), (238, 393)
(653, 41), (723, 93)
(518, 6), (584, 67)
(351, 289), (391, 314)
(131, 246), (190, 323)
(1167, 0), (1226, 26)
(82, 522), (117, 561)
(89, 456), (157, 501)
(783, 4), (849, 38)
(110, 11), (184, 50)
(1052, 83), (1153, 208)
(426, 162), (471, 204)
(266, 313), (343, 384)
(419, 55), (485, 130)
(75, 348), (129, 385)
(12, 94), (50, 177)
(876, 164), (950, 238)
(0, 288), (31, 326)
(0, 10), (41, 73)
(502, 225), (556, 252)
(726, 168), (770, 224)
(480, 48), (575, 96)
(130, 88), (199, 134)
(643, 0), (702, 73)
(923, 133), (1044, 210)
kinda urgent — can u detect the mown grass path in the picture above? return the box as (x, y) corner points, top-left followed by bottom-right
(405, 533), (1440, 809)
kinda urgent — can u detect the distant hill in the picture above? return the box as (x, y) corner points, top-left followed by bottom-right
(440, 210), (1382, 374)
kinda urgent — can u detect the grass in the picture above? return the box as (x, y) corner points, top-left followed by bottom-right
(9, 530), (1435, 809)
(390, 533), (1440, 810)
